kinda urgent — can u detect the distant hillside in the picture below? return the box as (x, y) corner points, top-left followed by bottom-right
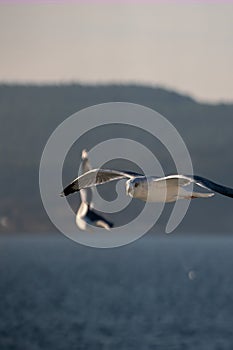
(0, 84), (233, 233)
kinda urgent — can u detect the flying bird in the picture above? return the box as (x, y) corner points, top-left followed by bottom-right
(61, 168), (233, 203)
(75, 150), (114, 231)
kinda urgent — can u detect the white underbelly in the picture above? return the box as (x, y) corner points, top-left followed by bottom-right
(146, 182), (184, 203)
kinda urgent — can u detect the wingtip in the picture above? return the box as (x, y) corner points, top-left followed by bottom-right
(60, 191), (65, 197)
(82, 149), (88, 160)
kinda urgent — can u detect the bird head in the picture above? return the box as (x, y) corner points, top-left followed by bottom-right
(125, 178), (148, 201)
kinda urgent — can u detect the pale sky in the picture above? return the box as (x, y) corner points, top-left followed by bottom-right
(0, 3), (233, 102)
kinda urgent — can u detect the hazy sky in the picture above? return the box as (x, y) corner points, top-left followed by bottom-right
(0, 3), (233, 102)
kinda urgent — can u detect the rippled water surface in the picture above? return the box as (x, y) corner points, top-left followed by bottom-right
(1, 234), (233, 350)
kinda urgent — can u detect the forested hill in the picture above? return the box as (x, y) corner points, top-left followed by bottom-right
(0, 84), (233, 233)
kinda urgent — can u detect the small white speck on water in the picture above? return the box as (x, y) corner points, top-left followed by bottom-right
(188, 270), (196, 280)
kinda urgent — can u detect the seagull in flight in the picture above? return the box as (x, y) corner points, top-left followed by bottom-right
(61, 167), (233, 203)
(76, 150), (114, 231)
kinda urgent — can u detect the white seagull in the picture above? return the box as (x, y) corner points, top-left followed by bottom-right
(61, 168), (233, 203)
(76, 150), (114, 231)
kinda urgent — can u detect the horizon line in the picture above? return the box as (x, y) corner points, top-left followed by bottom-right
(0, 80), (232, 105)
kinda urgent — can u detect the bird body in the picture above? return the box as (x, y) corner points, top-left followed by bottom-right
(126, 176), (214, 202)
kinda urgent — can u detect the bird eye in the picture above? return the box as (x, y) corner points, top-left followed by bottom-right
(135, 183), (139, 188)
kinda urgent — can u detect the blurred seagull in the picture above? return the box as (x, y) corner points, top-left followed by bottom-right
(76, 150), (114, 231)
(61, 168), (233, 203)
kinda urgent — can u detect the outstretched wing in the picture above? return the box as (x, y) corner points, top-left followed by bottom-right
(80, 188), (89, 203)
(61, 169), (139, 197)
(157, 174), (233, 198)
(192, 175), (233, 198)
(154, 175), (193, 188)
(81, 149), (92, 174)
(80, 149), (93, 204)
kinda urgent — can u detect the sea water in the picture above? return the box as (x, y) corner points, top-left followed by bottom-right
(1, 233), (233, 350)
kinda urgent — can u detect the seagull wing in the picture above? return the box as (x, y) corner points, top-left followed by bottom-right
(80, 188), (88, 203)
(154, 175), (193, 188)
(86, 209), (114, 229)
(156, 174), (233, 198)
(192, 175), (233, 198)
(61, 169), (138, 197)
(80, 150), (93, 204)
(81, 149), (92, 174)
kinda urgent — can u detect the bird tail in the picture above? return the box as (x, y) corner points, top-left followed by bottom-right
(188, 191), (214, 199)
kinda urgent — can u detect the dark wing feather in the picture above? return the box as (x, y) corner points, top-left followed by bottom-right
(192, 175), (233, 198)
(86, 208), (114, 228)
